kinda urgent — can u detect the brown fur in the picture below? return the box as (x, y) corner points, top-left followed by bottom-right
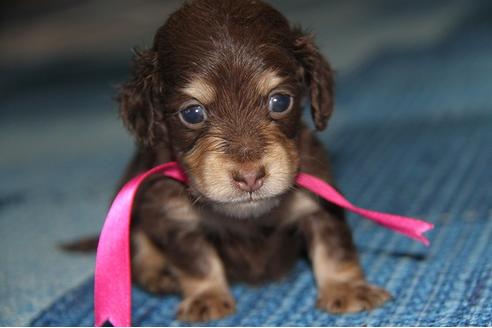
(116, 0), (390, 322)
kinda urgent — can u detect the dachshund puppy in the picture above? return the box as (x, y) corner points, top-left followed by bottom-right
(118, 0), (390, 322)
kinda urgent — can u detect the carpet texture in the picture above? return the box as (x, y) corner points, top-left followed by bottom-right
(31, 2), (492, 324)
(1, 0), (491, 326)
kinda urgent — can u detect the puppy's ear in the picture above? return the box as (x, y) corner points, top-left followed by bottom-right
(118, 48), (166, 145)
(293, 29), (335, 131)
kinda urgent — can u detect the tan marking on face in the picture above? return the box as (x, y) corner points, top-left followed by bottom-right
(183, 133), (231, 198)
(183, 123), (298, 218)
(182, 78), (216, 104)
(312, 237), (363, 290)
(256, 70), (284, 96)
(260, 137), (298, 196)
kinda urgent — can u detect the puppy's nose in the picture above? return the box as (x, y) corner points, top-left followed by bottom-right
(232, 165), (266, 193)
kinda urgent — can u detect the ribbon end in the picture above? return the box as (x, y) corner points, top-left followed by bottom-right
(414, 224), (434, 246)
(420, 223), (435, 247)
(95, 316), (131, 327)
(95, 319), (113, 327)
(94, 316), (108, 327)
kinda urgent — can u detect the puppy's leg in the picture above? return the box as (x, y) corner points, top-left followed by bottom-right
(173, 240), (235, 322)
(301, 209), (391, 313)
(295, 128), (390, 313)
(132, 230), (179, 294)
(134, 178), (235, 321)
(134, 227), (235, 322)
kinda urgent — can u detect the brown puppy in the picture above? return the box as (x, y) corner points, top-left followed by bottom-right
(118, 0), (390, 322)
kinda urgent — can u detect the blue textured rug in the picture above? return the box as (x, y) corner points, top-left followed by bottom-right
(13, 0), (492, 326)
(30, 114), (492, 325)
(32, 21), (492, 326)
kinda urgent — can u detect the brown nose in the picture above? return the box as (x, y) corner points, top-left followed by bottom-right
(232, 165), (266, 193)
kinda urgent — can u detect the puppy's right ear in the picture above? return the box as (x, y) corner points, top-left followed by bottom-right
(118, 48), (166, 145)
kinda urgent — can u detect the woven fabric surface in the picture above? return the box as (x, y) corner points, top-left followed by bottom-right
(1, 0), (491, 326)
(31, 2), (492, 324)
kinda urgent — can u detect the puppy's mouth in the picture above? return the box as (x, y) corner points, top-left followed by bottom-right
(220, 193), (278, 204)
(186, 175), (289, 218)
(185, 163), (298, 218)
(209, 192), (283, 219)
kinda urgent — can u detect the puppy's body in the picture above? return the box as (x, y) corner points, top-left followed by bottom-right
(118, 0), (390, 321)
(128, 126), (333, 284)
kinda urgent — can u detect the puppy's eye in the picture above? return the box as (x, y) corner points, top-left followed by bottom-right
(179, 104), (207, 128)
(268, 93), (292, 118)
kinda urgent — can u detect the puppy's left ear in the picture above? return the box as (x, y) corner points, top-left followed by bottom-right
(293, 29), (335, 131)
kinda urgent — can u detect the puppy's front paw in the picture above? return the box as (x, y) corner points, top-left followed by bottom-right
(316, 281), (391, 314)
(177, 290), (236, 322)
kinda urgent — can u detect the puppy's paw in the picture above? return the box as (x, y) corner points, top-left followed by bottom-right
(316, 281), (391, 314)
(177, 290), (236, 322)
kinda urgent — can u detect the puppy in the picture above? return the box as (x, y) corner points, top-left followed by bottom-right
(118, 0), (391, 322)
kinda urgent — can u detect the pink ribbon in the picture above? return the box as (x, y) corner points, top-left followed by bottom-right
(94, 161), (433, 326)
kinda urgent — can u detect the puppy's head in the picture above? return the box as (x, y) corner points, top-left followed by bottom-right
(119, 0), (334, 218)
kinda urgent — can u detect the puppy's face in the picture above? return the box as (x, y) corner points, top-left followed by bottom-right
(119, 0), (335, 218)
(174, 73), (301, 216)
(165, 42), (304, 217)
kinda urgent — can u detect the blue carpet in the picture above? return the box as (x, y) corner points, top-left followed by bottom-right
(31, 4), (492, 322)
(30, 115), (492, 325)
(3, 0), (491, 326)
